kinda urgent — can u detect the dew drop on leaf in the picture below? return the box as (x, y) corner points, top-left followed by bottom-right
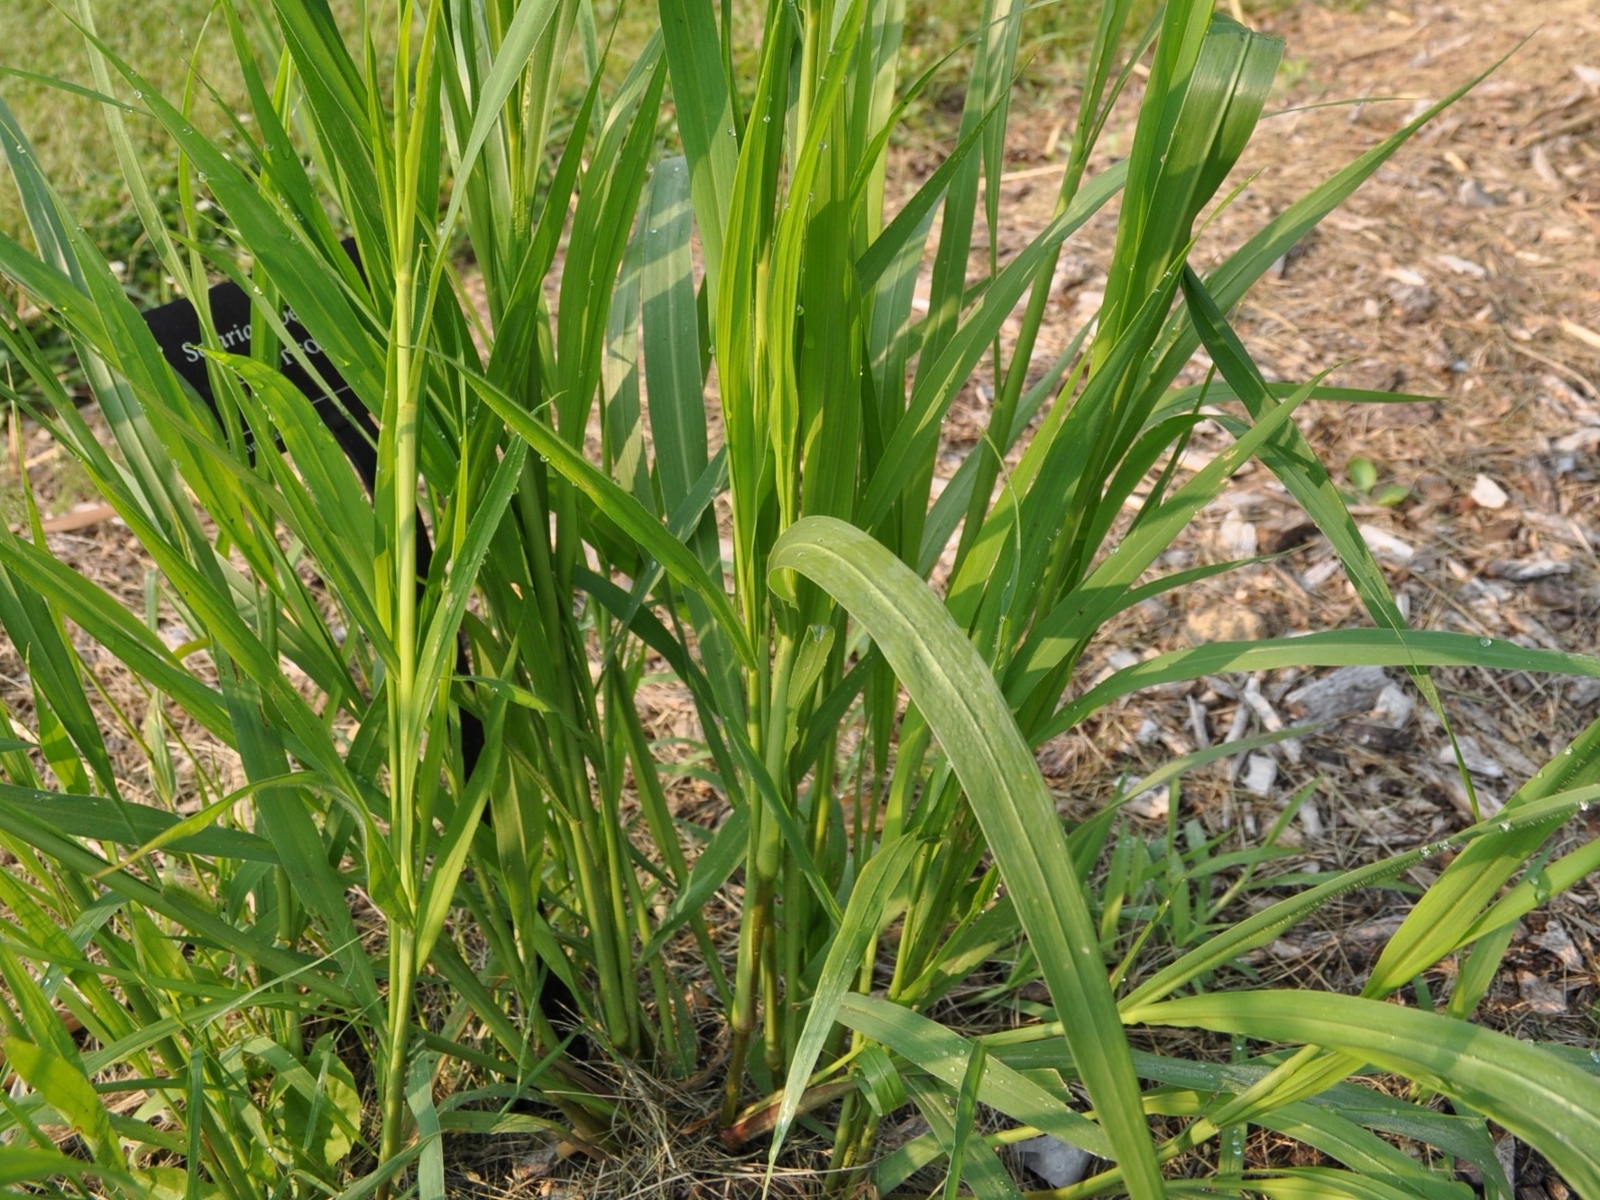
(1478, 637), (1492, 647)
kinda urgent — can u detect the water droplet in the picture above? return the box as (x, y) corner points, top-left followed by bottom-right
(795, 304), (804, 315)
(1078, 944), (1092, 956)
(728, 127), (736, 136)
(538, 454), (550, 464)
(197, 171), (208, 181)
(1498, 821), (1511, 832)
(1590, 1048), (1600, 1064)
(132, 90), (142, 99)
(649, 228), (657, 234)
(763, 114), (771, 123)
(1566, 747), (1576, 756)
(820, 141), (828, 149)
(1478, 637), (1492, 647)
(264, 142), (274, 152)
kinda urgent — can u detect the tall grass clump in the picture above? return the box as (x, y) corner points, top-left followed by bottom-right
(0, 0), (1598, 1196)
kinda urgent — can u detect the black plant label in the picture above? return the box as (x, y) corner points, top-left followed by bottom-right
(138, 242), (485, 773)
(140, 240), (374, 472)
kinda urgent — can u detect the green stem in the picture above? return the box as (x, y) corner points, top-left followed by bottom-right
(570, 815), (634, 1053)
(723, 859), (768, 1124)
(377, 930), (417, 1183)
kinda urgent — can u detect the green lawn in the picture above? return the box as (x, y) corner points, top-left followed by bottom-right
(0, 0), (1137, 261)
(0, 2), (245, 244)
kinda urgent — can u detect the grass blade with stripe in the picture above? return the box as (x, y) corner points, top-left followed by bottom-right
(839, 992), (1113, 1157)
(1043, 629), (1600, 745)
(770, 516), (1164, 1200)
(768, 835), (920, 1165)
(1127, 990), (1600, 1196)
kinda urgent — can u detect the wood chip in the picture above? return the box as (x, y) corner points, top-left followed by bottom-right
(1533, 920), (1581, 969)
(1242, 754), (1278, 797)
(1516, 970), (1568, 1014)
(1126, 787), (1169, 820)
(1285, 666), (1393, 722)
(1438, 253), (1487, 278)
(1437, 735), (1505, 779)
(1243, 675), (1302, 764)
(1456, 178), (1500, 208)
(1371, 683), (1415, 729)
(1357, 524), (1415, 563)
(1560, 318), (1600, 353)
(1486, 557), (1571, 582)
(1470, 474), (1510, 510)
(39, 502), (117, 534)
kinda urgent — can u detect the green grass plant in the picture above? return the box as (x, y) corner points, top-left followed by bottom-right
(0, 0), (1597, 1197)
